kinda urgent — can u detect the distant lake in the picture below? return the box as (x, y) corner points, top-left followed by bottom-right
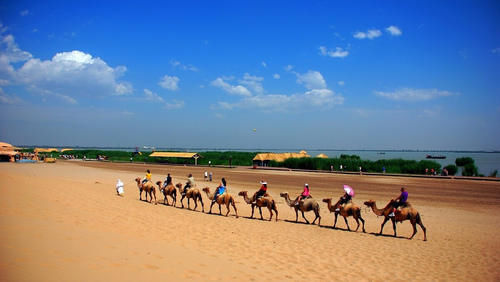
(56, 147), (500, 176)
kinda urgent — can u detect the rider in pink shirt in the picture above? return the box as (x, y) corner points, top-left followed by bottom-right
(294, 183), (311, 206)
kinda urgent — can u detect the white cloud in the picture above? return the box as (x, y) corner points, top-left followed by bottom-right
(353, 29), (382, 39)
(386, 25), (402, 36)
(374, 88), (456, 101)
(261, 61), (267, 68)
(159, 75), (180, 91)
(0, 87), (22, 104)
(0, 33), (133, 102)
(273, 73), (280, 79)
(338, 81), (345, 86)
(14, 50), (133, 98)
(170, 60), (198, 71)
(284, 65), (294, 71)
(220, 89), (343, 111)
(211, 77), (251, 96)
(296, 70), (327, 90)
(319, 46), (349, 58)
(20, 10), (29, 16)
(144, 88), (164, 103)
(143, 88), (184, 110)
(165, 100), (184, 110)
(491, 48), (500, 54)
(239, 73), (264, 94)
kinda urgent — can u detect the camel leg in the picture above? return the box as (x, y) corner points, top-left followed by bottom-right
(419, 221), (427, 241)
(153, 190), (157, 205)
(301, 210), (310, 224)
(139, 190), (143, 201)
(250, 205), (255, 219)
(409, 219), (418, 240)
(333, 213), (338, 228)
(312, 211), (320, 225)
(359, 216), (366, 233)
(274, 207), (278, 222)
(199, 196), (204, 213)
(187, 198), (191, 210)
(194, 198), (199, 211)
(219, 203), (222, 215)
(392, 218), (397, 237)
(180, 195), (185, 208)
(295, 209), (299, 222)
(267, 206), (273, 221)
(344, 216), (351, 231)
(209, 201), (215, 214)
(232, 200), (238, 218)
(380, 217), (390, 235)
(354, 217), (360, 232)
(258, 207), (263, 220)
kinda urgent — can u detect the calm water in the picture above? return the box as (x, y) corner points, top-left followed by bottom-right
(56, 146), (500, 176)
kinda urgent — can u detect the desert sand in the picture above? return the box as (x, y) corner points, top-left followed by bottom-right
(1, 161), (499, 281)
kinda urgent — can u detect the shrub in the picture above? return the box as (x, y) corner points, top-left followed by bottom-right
(489, 170), (498, 178)
(462, 163), (479, 176)
(456, 157), (474, 166)
(444, 164), (458, 176)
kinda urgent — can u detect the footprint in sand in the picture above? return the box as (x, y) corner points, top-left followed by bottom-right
(144, 264), (159, 270)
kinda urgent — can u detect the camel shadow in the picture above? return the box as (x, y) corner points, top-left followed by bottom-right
(240, 216), (274, 222)
(368, 232), (408, 240)
(318, 225), (355, 232)
(284, 219), (315, 225)
(174, 206), (205, 213)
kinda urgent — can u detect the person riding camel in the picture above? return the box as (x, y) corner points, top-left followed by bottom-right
(335, 185), (354, 212)
(163, 173), (172, 188)
(389, 187), (408, 217)
(294, 183), (311, 206)
(252, 180), (267, 204)
(212, 178), (227, 203)
(182, 173), (195, 196)
(142, 169), (152, 185)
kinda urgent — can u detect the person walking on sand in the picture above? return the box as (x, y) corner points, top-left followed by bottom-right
(142, 169), (152, 185)
(209, 171), (213, 181)
(252, 180), (268, 204)
(294, 183), (311, 206)
(183, 173), (195, 196)
(389, 187), (408, 217)
(204, 171), (208, 181)
(116, 179), (124, 196)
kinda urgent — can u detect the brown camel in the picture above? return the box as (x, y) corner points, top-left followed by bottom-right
(202, 187), (238, 218)
(175, 183), (204, 212)
(238, 191), (278, 221)
(134, 177), (157, 204)
(280, 192), (321, 225)
(155, 181), (177, 206)
(322, 198), (365, 232)
(364, 199), (427, 241)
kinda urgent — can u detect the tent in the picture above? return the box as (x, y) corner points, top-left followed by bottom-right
(253, 151), (310, 166)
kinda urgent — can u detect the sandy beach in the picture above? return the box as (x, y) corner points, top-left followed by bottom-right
(1, 161), (499, 281)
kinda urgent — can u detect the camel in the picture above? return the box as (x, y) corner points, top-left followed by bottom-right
(238, 191), (278, 221)
(280, 192), (321, 225)
(134, 177), (157, 204)
(322, 198), (365, 232)
(202, 187), (238, 218)
(364, 200), (427, 241)
(175, 183), (204, 212)
(155, 181), (177, 206)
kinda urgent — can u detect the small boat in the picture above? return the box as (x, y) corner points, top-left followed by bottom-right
(426, 154), (446, 159)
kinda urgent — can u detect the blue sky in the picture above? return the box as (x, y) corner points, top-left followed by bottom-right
(0, 1), (499, 150)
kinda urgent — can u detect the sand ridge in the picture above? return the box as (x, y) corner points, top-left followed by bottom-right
(0, 161), (499, 281)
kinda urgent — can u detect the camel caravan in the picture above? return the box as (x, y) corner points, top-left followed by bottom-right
(132, 172), (427, 241)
